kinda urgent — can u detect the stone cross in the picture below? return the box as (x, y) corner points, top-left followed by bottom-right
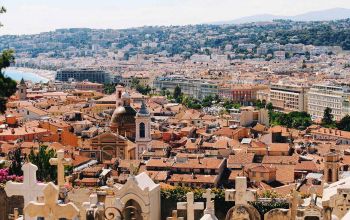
(225, 176), (257, 205)
(289, 189), (303, 220)
(49, 149), (72, 187)
(202, 189), (217, 219)
(167, 210), (184, 220)
(203, 189), (215, 210)
(24, 182), (80, 220)
(177, 192), (204, 220)
(83, 193), (99, 210)
(5, 163), (47, 220)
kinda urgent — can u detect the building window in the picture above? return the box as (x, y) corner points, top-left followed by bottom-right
(139, 122), (145, 138)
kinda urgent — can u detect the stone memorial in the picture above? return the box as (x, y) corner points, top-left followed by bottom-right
(225, 177), (260, 220)
(177, 192), (204, 220)
(111, 172), (161, 220)
(201, 189), (218, 220)
(5, 162), (47, 220)
(166, 210), (184, 220)
(49, 149), (72, 187)
(24, 182), (80, 220)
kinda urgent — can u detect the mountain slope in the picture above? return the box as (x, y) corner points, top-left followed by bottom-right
(211, 8), (350, 25)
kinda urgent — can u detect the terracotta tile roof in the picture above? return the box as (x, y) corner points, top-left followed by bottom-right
(295, 161), (319, 172)
(269, 143), (290, 152)
(148, 140), (170, 149)
(118, 160), (141, 169)
(311, 127), (350, 139)
(202, 139), (230, 149)
(23, 106), (48, 116)
(77, 178), (99, 184)
(146, 158), (175, 169)
(228, 169), (244, 181)
(168, 174), (218, 184)
(262, 155), (298, 165)
(145, 171), (168, 181)
(252, 123), (267, 132)
(251, 141), (267, 148)
(248, 164), (277, 173)
(274, 164), (295, 183)
(272, 184), (297, 196)
(227, 153), (255, 168)
(71, 155), (92, 167)
(172, 158), (224, 170)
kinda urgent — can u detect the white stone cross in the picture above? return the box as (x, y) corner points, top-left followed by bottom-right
(24, 182), (79, 220)
(225, 176), (257, 205)
(202, 189), (215, 210)
(177, 192), (204, 220)
(5, 163), (47, 220)
(49, 149), (72, 187)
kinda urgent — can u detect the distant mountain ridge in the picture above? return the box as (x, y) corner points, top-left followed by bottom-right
(211, 8), (350, 25)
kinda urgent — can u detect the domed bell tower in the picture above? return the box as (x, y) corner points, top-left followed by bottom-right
(135, 100), (151, 159)
(115, 85), (124, 107)
(18, 78), (27, 101)
(324, 148), (340, 184)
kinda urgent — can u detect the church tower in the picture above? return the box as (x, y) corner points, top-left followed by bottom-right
(324, 148), (340, 183)
(18, 78), (27, 101)
(115, 85), (124, 107)
(135, 101), (151, 159)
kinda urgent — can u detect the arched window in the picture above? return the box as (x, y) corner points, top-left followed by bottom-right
(328, 169), (333, 182)
(139, 122), (145, 138)
(118, 91), (122, 99)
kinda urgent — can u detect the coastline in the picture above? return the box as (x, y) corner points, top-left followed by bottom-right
(6, 67), (56, 81)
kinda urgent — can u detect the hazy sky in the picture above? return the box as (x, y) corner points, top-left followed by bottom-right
(1, 0), (350, 35)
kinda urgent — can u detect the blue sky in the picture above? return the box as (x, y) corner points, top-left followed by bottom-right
(1, 0), (350, 35)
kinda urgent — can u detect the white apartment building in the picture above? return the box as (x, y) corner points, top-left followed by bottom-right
(153, 76), (218, 100)
(308, 84), (350, 121)
(270, 84), (309, 112)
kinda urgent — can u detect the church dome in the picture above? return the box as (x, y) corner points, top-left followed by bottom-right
(110, 105), (137, 126)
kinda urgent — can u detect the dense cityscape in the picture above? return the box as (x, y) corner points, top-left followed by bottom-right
(2, 2), (350, 220)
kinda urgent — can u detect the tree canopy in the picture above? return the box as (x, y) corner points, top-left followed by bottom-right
(0, 7), (17, 113)
(321, 107), (335, 128)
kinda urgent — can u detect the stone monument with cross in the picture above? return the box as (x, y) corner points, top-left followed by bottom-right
(24, 182), (79, 220)
(263, 189), (302, 220)
(166, 210), (184, 220)
(5, 162), (47, 220)
(289, 189), (303, 220)
(177, 192), (204, 220)
(49, 149), (72, 187)
(201, 189), (218, 220)
(225, 176), (260, 220)
(82, 193), (104, 220)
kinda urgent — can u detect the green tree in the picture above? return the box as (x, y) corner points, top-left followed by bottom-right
(173, 85), (182, 102)
(29, 145), (57, 182)
(0, 7), (17, 113)
(8, 147), (24, 176)
(322, 107), (335, 127)
(266, 103), (274, 111)
(104, 83), (116, 94)
(130, 78), (140, 89)
(337, 115), (350, 131)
